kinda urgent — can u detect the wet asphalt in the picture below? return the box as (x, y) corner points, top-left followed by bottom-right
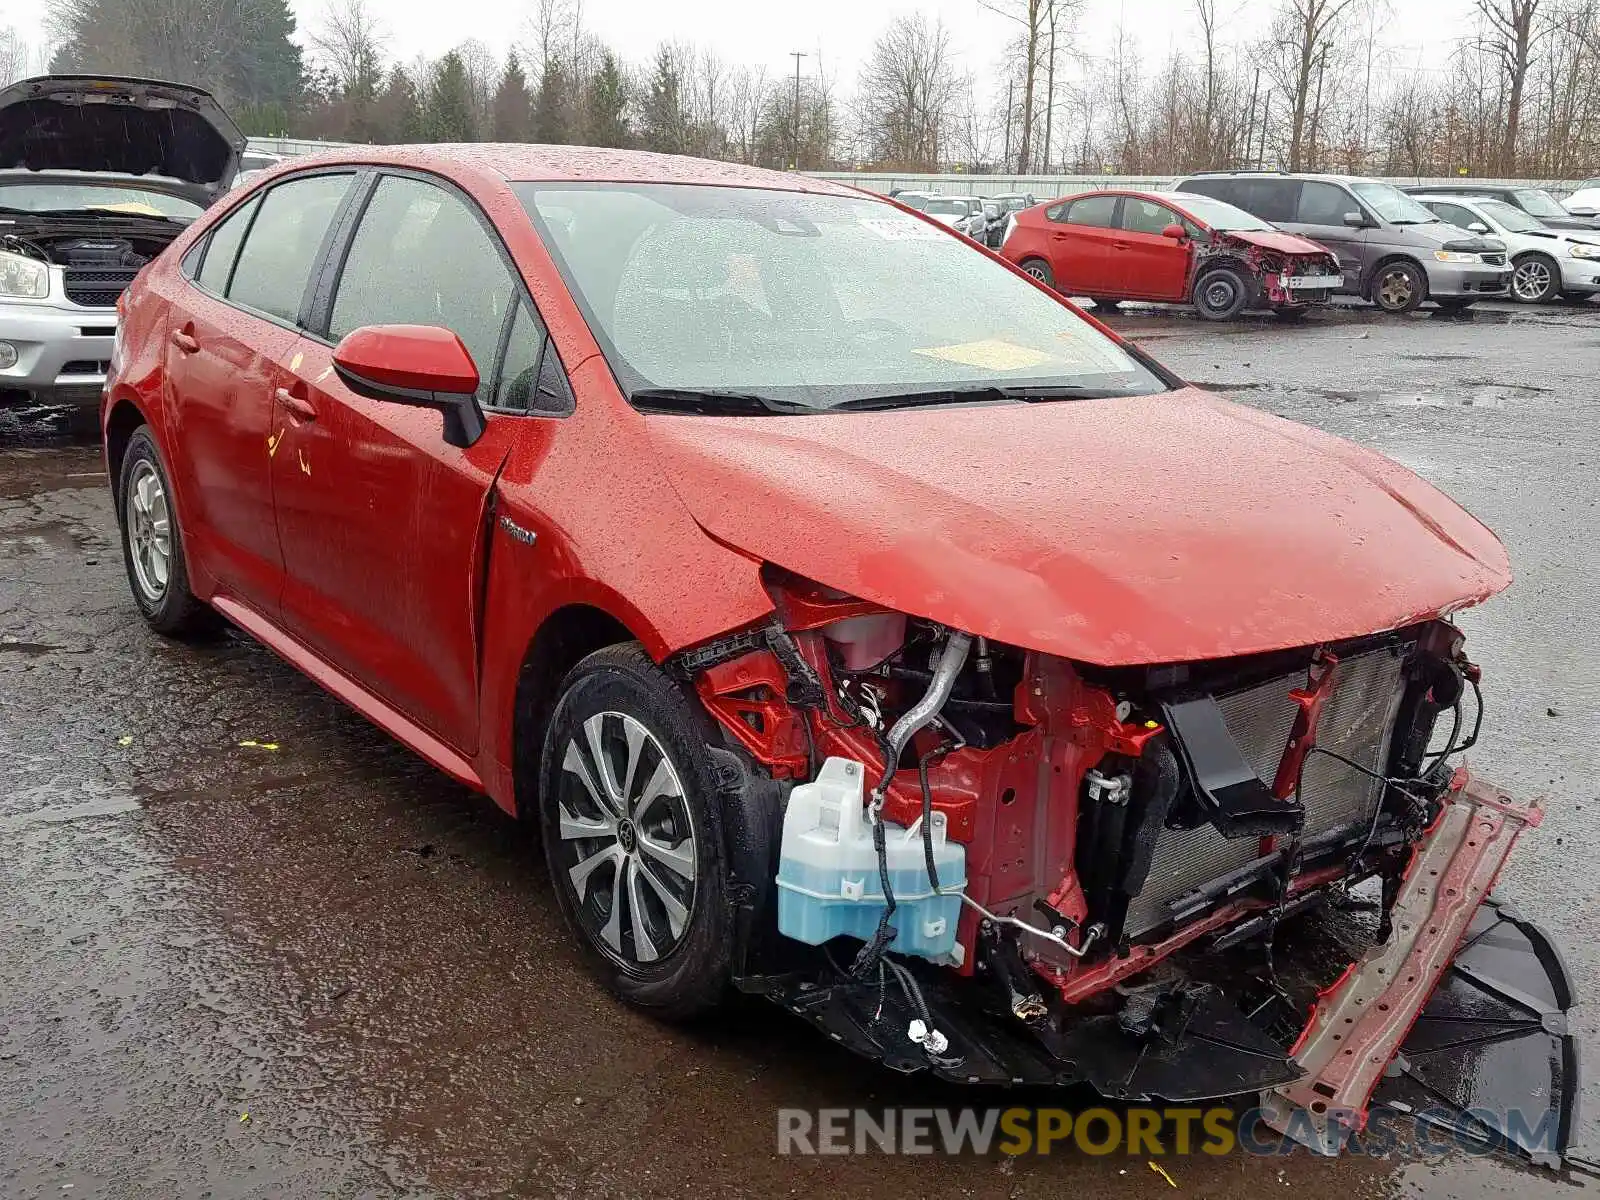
(1, 298), (1597, 1199)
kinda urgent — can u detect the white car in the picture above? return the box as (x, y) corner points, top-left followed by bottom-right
(1562, 179), (1600, 220)
(1417, 193), (1600, 304)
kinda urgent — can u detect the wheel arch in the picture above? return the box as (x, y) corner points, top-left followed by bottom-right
(1364, 254), (1429, 300)
(104, 397), (150, 515)
(510, 601), (638, 821)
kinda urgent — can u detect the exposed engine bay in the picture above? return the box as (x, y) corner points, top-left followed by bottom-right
(1202, 233), (1341, 307)
(2, 214), (176, 307)
(674, 568), (1578, 1163)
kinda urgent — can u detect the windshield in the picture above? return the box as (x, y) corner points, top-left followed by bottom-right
(1171, 195), (1272, 232)
(1480, 199), (1544, 233)
(0, 182), (201, 221)
(517, 183), (1166, 411)
(1512, 189), (1568, 219)
(1350, 181), (1438, 225)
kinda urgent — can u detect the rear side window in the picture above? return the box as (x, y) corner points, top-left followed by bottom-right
(1065, 195), (1118, 227)
(228, 174), (352, 323)
(1239, 179), (1298, 223)
(196, 195), (260, 293)
(1177, 178), (1235, 205)
(329, 175), (517, 407)
(1295, 181), (1352, 225)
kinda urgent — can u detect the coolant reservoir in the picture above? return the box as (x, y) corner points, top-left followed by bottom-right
(776, 757), (966, 962)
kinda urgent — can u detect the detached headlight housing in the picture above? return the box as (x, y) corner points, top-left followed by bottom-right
(1568, 242), (1600, 260)
(1434, 250), (1483, 264)
(0, 250), (49, 299)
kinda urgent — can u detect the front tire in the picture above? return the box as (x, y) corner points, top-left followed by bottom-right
(1370, 261), (1426, 313)
(1019, 257), (1056, 288)
(1193, 266), (1251, 320)
(116, 426), (215, 637)
(1510, 253), (1560, 304)
(538, 643), (734, 1019)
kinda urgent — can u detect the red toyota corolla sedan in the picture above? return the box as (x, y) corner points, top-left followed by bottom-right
(101, 145), (1575, 1159)
(1001, 188), (1342, 320)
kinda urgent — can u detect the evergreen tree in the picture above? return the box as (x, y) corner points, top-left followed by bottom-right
(374, 66), (426, 142)
(582, 51), (630, 148)
(491, 51), (533, 141)
(427, 51), (477, 141)
(533, 57), (571, 144)
(639, 45), (687, 154)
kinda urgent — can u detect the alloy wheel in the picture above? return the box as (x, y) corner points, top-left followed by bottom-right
(126, 460), (172, 603)
(554, 711), (699, 969)
(1378, 270), (1414, 309)
(1023, 263), (1049, 281)
(1512, 258), (1553, 302)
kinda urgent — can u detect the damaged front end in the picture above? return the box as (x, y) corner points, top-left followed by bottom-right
(675, 573), (1579, 1165)
(1208, 232), (1342, 310)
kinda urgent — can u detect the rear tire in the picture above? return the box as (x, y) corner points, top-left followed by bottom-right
(1193, 266), (1251, 321)
(116, 427), (216, 638)
(1510, 253), (1560, 304)
(1019, 257), (1056, 288)
(538, 643), (734, 1020)
(1370, 261), (1426, 313)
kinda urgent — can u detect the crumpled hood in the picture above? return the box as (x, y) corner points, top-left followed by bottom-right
(1220, 228), (1334, 257)
(0, 75), (245, 203)
(651, 389), (1511, 666)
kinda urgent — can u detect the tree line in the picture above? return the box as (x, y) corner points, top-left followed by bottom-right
(12, 0), (1600, 178)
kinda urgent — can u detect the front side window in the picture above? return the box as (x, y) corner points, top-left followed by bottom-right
(1350, 181), (1439, 225)
(1121, 198), (1178, 236)
(329, 175), (517, 406)
(1065, 195), (1118, 227)
(228, 173), (352, 323)
(195, 194), (260, 294)
(517, 183), (1164, 412)
(1296, 181), (1352, 225)
(1427, 202), (1481, 231)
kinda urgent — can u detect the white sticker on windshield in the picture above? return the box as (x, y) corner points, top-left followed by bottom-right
(859, 217), (946, 241)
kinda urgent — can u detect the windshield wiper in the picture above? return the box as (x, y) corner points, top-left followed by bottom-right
(630, 387), (812, 416)
(831, 384), (1130, 412)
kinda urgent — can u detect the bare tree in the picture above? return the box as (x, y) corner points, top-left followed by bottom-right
(727, 65), (768, 163)
(311, 0), (386, 99)
(1262, 0), (1359, 170)
(0, 26), (30, 86)
(855, 14), (964, 169)
(1476, 0), (1542, 172)
(978, 0), (1049, 170)
(455, 38), (499, 132)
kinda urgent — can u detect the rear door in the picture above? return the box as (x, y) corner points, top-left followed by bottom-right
(269, 171), (565, 754)
(1279, 180), (1364, 293)
(162, 172), (356, 615)
(1110, 196), (1191, 300)
(1049, 194), (1121, 294)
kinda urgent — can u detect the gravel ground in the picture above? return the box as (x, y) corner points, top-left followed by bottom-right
(1, 299), (1596, 1199)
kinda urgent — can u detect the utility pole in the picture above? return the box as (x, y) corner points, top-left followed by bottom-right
(1259, 91), (1272, 169)
(1244, 67), (1261, 170)
(1003, 77), (1014, 170)
(790, 50), (807, 169)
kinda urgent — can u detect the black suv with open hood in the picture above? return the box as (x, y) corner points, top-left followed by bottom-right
(0, 76), (245, 418)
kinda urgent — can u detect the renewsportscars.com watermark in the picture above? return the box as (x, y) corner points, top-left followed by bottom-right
(777, 1105), (1562, 1157)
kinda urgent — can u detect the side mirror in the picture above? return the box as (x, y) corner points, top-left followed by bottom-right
(332, 324), (485, 448)
(1468, 221), (1490, 234)
(1161, 223), (1187, 240)
(1342, 211), (1369, 228)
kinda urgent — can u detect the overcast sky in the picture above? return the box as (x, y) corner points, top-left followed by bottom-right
(4, 0), (1468, 100)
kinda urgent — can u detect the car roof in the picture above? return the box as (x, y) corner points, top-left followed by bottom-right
(272, 143), (860, 196)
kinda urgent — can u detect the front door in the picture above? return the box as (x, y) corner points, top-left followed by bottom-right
(269, 172), (531, 753)
(1280, 180), (1365, 294)
(1110, 197), (1192, 300)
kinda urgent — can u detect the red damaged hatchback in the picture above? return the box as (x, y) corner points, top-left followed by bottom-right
(104, 146), (1576, 1161)
(1002, 189), (1343, 320)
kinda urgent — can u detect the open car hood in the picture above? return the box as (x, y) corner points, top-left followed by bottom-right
(651, 389), (1511, 665)
(0, 75), (245, 204)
